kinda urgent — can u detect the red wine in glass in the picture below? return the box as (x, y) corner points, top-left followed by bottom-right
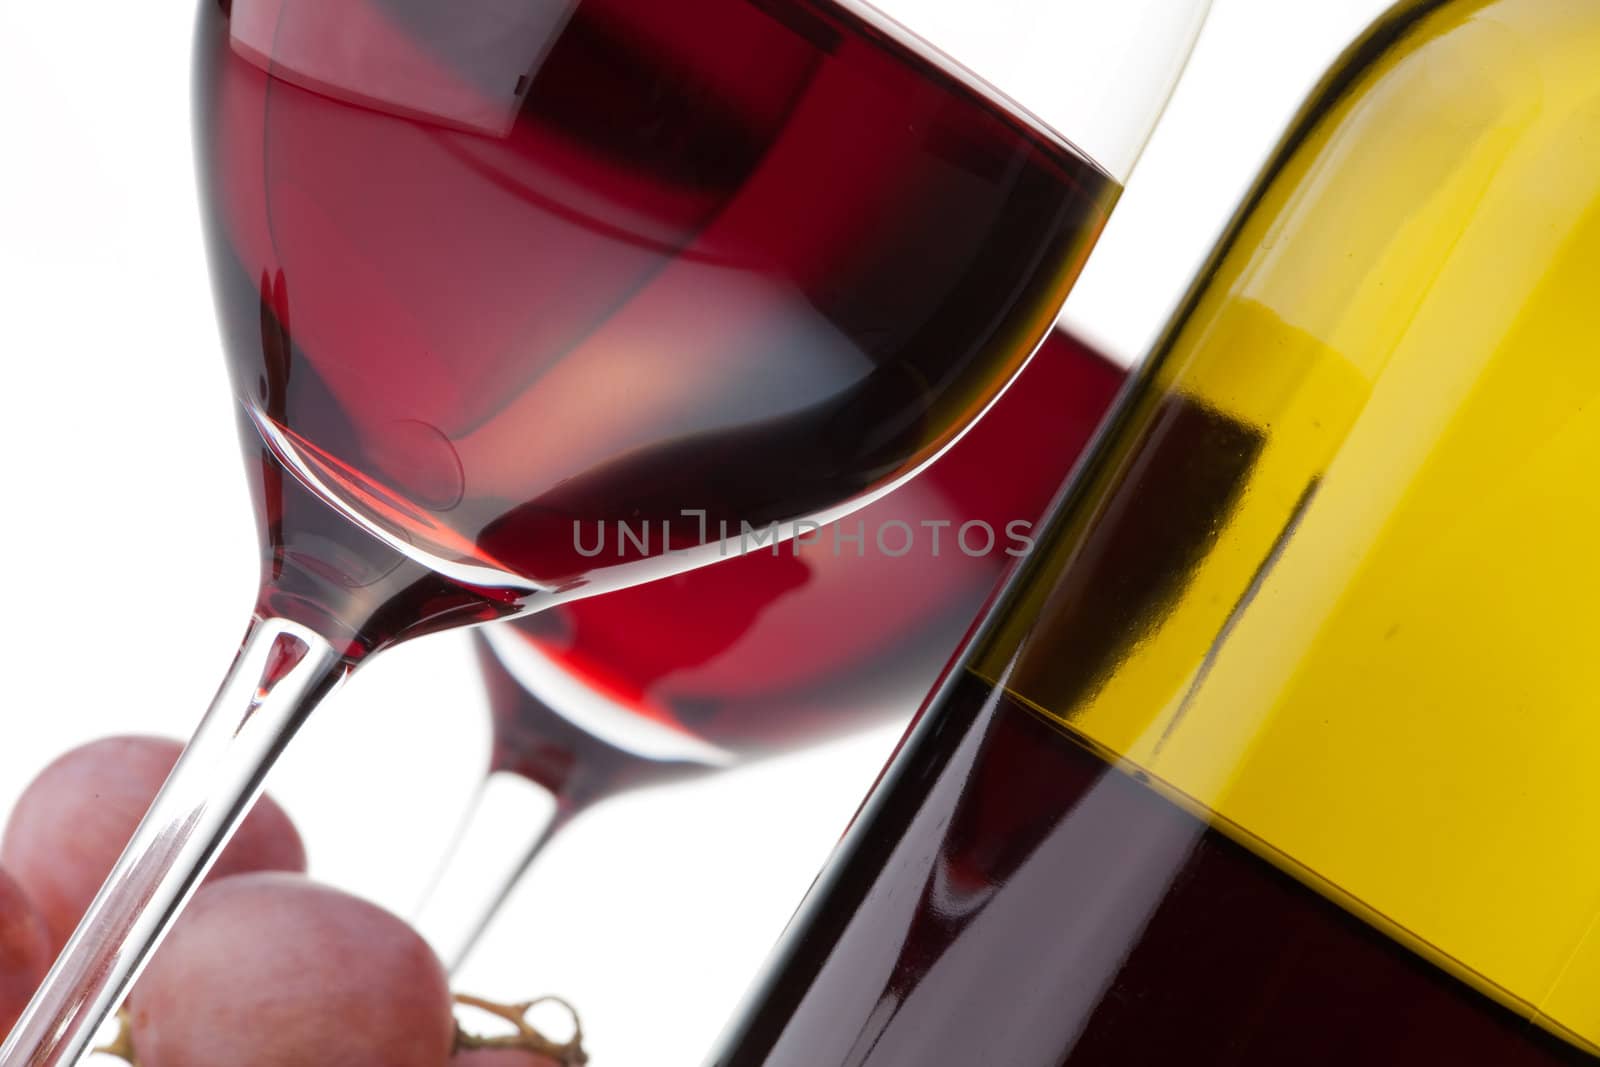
(418, 327), (1125, 966)
(1, 0), (1211, 1058)
(201, 0), (1120, 656)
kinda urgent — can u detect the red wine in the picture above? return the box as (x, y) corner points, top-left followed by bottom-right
(193, 0), (1118, 654)
(481, 328), (1124, 805)
(704, 396), (1594, 1066)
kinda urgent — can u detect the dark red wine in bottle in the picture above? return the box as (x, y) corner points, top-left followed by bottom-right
(480, 328), (1125, 806)
(192, 0), (1118, 654)
(709, 678), (1594, 1066)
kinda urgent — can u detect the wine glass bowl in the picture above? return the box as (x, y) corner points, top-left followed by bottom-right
(198, 0), (1119, 632)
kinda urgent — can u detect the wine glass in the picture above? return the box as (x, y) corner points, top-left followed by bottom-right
(415, 325), (1126, 967)
(1, 0), (1208, 1061)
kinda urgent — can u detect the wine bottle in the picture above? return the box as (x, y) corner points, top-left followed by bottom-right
(704, 0), (1600, 1063)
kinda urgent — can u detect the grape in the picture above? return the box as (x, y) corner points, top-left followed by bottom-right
(0, 735), (307, 950)
(0, 867), (50, 1039)
(452, 1052), (563, 1066)
(130, 873), (454, 1067)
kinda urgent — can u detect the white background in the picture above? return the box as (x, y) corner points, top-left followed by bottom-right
(0, 1), (1390, 1062)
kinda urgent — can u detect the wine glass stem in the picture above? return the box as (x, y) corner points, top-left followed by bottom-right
(412, 771), (575, 973)
(0, 615), (348, 1067)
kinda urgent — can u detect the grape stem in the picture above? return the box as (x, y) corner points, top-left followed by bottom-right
(454, 993), (589, 1065)
(93, 1008), (137, 1064)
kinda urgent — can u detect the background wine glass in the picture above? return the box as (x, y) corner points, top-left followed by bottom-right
(0, 0), (1209, 1063)
(415, 326), (1126, 968)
